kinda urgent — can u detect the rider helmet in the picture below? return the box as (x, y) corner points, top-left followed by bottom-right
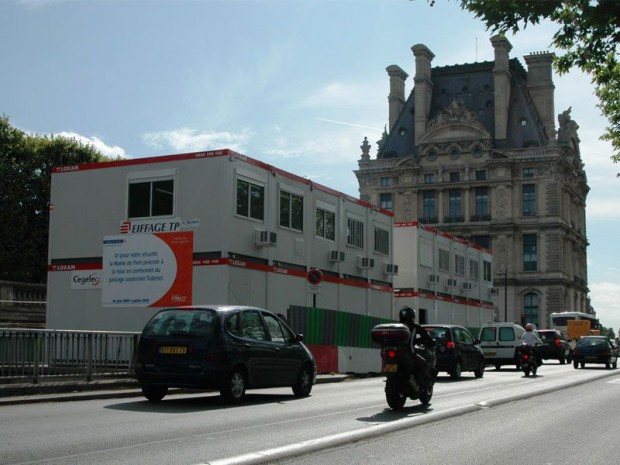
(399, 306), (416, 327)
(525, 323), (534, 332)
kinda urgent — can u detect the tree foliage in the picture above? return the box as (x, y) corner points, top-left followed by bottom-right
(0, 115), (109, 283)
(425, 0), (620, 170)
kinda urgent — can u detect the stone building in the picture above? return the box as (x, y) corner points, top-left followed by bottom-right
(355, 35), (592, 327)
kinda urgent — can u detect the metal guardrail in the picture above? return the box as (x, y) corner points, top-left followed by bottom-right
(0, 328), (140, 383)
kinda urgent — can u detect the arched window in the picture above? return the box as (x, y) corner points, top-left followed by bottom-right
(523, 293), (539, 326)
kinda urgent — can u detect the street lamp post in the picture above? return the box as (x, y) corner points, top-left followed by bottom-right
(503, 270), (508, 322)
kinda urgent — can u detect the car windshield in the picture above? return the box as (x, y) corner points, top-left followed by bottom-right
(577, 338), (607, 347)
(143, 309), (217, 337)
(539, 332), (557, 342)
(425, 327), (448, 342)
(480, 327), (496, 342)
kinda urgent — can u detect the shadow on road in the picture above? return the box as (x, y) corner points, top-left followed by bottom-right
(104, 391), (311, 413)
(356, 402), (434, 424)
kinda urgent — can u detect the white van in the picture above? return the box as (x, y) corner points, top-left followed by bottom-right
(478, 323), (526, 369)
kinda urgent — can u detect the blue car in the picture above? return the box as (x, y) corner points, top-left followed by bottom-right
(572, 336), (618, 369)
(134, 306), (316, 403)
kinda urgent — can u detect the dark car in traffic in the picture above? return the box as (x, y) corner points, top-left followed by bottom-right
(572, 336), (618, 369)
(134, 306), (316, 403)
(422, 324), (485, 379)
(536, 329), (572, 364)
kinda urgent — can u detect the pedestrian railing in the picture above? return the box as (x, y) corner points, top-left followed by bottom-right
(0, 328), (140, 383)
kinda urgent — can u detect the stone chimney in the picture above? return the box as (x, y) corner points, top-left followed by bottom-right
(524, 52), (556, 139)
(386, 65), (408, 132)
(491, 35), (512, 140)
(411, 44), (434, 145)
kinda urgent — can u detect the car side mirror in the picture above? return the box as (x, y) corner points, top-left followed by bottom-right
(474, 338), (481, 345)
(295, 333), (305, 342)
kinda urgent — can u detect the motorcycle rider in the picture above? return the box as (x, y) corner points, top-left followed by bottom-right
(521, 323), (543, 366)
(398, 306), (437, 392)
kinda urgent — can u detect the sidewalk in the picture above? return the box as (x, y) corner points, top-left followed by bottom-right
(0, 373), (351, 406)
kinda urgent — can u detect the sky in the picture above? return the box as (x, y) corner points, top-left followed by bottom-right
(2, 0), (619, 332)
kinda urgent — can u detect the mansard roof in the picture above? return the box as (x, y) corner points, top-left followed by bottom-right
(377, 58), (548, 159)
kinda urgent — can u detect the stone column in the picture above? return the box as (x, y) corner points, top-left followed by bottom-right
(411, 44), (435, 145)
(491, 35), (512, 141)
(386, 65), (409, 133)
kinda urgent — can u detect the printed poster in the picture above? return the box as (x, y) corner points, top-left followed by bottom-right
(102, 231), (193, 307)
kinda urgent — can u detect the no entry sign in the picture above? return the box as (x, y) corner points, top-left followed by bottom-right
(306, 268), (323, 286)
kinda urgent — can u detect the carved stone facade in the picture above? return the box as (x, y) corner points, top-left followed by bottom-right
(355, 36), (592, 327)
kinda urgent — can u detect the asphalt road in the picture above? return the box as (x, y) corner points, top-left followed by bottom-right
(273, 375), (620, 465)
(1, 363), (617, 465)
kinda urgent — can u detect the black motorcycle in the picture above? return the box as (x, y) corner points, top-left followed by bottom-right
(519, 344), (541, 377)
(371, 323), (435, 410)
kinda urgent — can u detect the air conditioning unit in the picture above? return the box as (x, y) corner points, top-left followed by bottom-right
(462, 282), (472, 291)
(383, 263), (399, 275)
(356, 257), (375, 269)
(254, 229), (277, 247)
(329, 250), (345, 262)
(446, 278), (457, 287)
(489, 287), (499, 296)
(428, 274), (440, 284)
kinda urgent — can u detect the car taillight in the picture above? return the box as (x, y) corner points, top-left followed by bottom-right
(555, 339), (562, 347)
(205, 352), (222, 362)
(523, 354), (529, 360)
(447, 341), (456, 350)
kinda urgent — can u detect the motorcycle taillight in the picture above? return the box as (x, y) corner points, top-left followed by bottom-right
(523, 354), (529, 359)
(383, 349), (398, 360)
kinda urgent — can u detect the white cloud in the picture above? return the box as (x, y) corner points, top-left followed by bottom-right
(16, 0), (62, 9)
(587, 199), (620, 219)
(142, 128), (253, 154)
(589, 281), (620, 330)
(298, 81), (383, 109)
(56, 132), (126, 158)
(314, 118), (382, 132)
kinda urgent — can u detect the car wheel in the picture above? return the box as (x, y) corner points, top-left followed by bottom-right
(450, 361), (462, 380)
(494, 364), (501, 370)
(141, 384), (168, 402)
(220, 368), (246, 404)
(474, 359), (485, 378)
(573, 360), (579, 369)
(292, 364), (313, 397)
(559, 355), (566, 365)
(580, 362), (585, 368)
(606, 360), (611, 369)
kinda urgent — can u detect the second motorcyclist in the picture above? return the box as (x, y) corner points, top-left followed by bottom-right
(398, 306), (437, 392)
(521, 323), (543, 366)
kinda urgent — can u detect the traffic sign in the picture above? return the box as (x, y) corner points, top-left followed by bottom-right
(306, 268), (323, 286)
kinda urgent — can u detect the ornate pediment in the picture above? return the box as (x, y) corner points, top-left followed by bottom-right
(419, 98), (491, 144)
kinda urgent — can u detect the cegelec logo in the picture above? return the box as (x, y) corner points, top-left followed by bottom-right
(73, 273), (101, 286)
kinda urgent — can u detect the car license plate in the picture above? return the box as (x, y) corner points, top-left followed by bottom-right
(384, 364), (398, 373)
(483, 351), (496, 357)
(159, 346), (187, 354)
(585, 355), (598, 360)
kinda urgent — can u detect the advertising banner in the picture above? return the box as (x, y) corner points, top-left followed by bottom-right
(71, 270), (102, 290)
(102, 231), (193, 307)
